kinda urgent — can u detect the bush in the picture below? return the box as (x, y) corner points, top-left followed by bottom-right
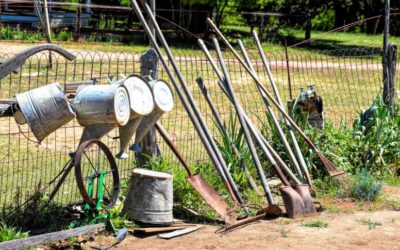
(350, 170), (382, 202)
(0, 223), (29, 242)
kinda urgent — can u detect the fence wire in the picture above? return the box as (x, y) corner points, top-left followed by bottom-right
(0, 45), (392, 210)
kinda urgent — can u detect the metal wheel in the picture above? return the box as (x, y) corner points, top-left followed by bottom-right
(75, 139), (120, 209)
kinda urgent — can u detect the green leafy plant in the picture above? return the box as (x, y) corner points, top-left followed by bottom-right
(0, 223), (29, 242)
(357, 218), (382, 230)
(301, 220), (328, 228)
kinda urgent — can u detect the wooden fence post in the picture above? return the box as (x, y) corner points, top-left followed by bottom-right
(136, 48), (160, 166)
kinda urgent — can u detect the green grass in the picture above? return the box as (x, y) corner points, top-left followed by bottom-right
(357, 218), (382, 230)
(0, 223), (29, 243)
(301, 220), (329, 228)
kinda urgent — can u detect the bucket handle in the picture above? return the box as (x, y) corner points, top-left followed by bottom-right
(11, 103), (41, 145)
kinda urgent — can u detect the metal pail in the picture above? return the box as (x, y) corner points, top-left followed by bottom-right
(73, 84), (130, 126)
(122, 168), (173, 225)
(15, 83), (76, 142)
(135, 79), (174, 143)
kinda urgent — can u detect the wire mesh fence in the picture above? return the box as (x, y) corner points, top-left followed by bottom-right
(0, 45), (393, 210)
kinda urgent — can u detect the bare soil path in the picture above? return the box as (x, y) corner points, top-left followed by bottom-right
(88, 209), (400, 250)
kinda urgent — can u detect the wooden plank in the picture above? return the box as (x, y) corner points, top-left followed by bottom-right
(134, 224), (197, 234)
(0, 224), (105, 250)
(158, 226), (201, 239)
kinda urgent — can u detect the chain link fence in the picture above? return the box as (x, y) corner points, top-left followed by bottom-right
(0, 45), (394, 210)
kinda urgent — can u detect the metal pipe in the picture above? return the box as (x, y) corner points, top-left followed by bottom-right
(252, 31), (312, 185)
(197, 39), (300, 184)
(196, 77), (262, 195)
(237, 39), (304, 181)
(212, 38), (274, 204)
(132, 0), (246, 207)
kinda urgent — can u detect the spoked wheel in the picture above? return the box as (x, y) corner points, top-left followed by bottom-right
(75, 140), (120, 210)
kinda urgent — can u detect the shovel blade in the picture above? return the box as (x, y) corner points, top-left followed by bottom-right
(293, 184), (317, 217)
(280, 186), (305, 219)
(187, 173), (237, 225)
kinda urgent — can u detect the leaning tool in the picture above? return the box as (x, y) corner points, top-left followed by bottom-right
(251, 31), (312, 186)
(132, 0), (248, 211)
(199, 40), (316, 218)
(196, 77), (262, 196)
(212, 38), (275, 206)
(206, 18), (345, 179)
(155, 122), (237, 225)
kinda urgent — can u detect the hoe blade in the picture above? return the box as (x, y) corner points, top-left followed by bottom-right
(187, 173), (237, 225)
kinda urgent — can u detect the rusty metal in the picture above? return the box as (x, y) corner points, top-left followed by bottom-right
(155, 122), (237, 225)
(293, 184), (317, 217)
(0, 44), (76, 80)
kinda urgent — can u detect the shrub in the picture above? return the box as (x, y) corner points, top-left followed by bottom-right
(350, 170), (382, 202)
(0, 223), (29, 242)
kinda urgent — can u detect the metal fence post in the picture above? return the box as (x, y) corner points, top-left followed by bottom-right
(136, 48), (160, 166)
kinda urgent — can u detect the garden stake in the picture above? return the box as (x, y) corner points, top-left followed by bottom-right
(252, 31), (312, 185)
(206, 18), (345, 179)
(201, 39), (311, 219)
(196, 77), (262, 196)
(155, 122), (237, 225)
(237, 39), (304, 181)
(212, 38), (275, 205)
(132, 0), (248, 213)
(198, 39), (300, 185)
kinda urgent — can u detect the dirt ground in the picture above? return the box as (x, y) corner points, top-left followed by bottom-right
(81, 208), (400, 250)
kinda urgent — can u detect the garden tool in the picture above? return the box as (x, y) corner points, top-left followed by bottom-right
(251, 31), (312, 185)
(212, 38), (275, 205)
(197, 39), (300, 185)
(237, 40), (304, 182)
(132, 0), (248, 213)
(206, 18), (345, 179)
(199, 39), (315, 218)
(155, 122), (237, 225)
(196, 77), (262, 195)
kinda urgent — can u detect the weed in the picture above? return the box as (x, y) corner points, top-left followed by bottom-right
(357, 218), (382, 230)
(277, 225), (290, 238)
(301, 220), (328, 228)
(0, 222), (29, 242)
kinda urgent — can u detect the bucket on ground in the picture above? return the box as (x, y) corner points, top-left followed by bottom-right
(15, 83), (76, 142)
(114, 75), (154, 159)
(73, 84), (130, 127)
(122, 168), (173, 225)
(134, 79), (174, 144)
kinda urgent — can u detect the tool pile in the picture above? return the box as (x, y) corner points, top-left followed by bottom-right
(131, 0), (347, 231)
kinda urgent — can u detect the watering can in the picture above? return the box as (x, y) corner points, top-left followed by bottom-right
(114, 75), (154, 159)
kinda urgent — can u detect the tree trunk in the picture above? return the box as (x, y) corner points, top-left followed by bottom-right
(186, 4), (193, 30)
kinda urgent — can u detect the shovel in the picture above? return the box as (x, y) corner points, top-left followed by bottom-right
(155, 122), (237, 225)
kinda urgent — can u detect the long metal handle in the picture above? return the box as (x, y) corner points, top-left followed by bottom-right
(132, 0), (246, 207)
(212, 38), (275, 204)
(198, 39), (299, 185)
(237, 39), (304, 181)
(252, 31), (312, 186)
(206, 18), (321, 152)
(155, 123), (193, 177)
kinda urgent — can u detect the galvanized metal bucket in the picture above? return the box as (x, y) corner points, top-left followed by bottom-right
(73, 84), (130, 126)
(135, 79), (174, 143)
(114, 75), (154, 159)
(15, 83), (76, 142)
(122, 168), (173, 225)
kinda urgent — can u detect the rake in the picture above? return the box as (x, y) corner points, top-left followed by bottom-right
(206, 18), (345, 178)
